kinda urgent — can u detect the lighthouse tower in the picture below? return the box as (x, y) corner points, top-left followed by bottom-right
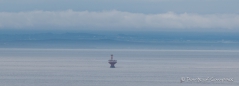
(108, 54), (117, 68)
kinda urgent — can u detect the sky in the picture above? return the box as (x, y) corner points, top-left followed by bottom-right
(0, 0), (239, 31)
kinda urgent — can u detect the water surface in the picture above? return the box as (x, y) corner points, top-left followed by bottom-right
(0, 49), (238, 86)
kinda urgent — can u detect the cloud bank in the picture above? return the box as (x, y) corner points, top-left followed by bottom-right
(0, 10), (239, 30)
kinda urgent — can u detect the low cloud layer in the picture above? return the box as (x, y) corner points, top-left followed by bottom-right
(0, 10), (239, 30)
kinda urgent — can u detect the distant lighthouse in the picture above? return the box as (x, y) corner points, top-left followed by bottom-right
(108, 54), (117, 68)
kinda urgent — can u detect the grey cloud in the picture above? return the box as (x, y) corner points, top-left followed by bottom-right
(0, 10), (239, 30)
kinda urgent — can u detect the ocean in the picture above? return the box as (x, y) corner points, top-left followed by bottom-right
(0, 49), (238, 86)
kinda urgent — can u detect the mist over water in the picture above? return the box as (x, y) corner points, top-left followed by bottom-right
(0, 29), (239, 86)
(0, 49), (238, 86)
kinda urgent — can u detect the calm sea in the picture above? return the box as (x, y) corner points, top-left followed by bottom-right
(0, 49), (238, 86)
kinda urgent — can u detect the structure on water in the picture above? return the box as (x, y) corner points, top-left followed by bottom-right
(108, 54), (117, 68)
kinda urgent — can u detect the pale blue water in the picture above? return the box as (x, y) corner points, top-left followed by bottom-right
(0, 49), (238, 86)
